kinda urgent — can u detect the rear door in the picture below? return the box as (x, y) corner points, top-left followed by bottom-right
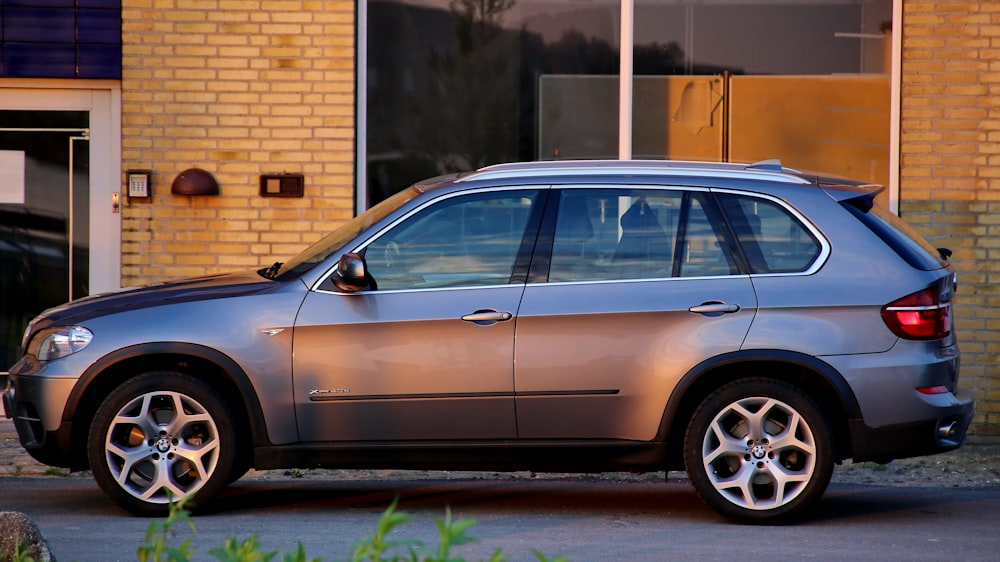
(514, 186), (757, 441)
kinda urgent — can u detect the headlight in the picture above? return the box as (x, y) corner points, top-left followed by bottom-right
(30, 326), (93, 362)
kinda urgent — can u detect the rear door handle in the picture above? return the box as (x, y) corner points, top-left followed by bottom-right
(688, 302), (741, 314)
(461, 309), (513, 325)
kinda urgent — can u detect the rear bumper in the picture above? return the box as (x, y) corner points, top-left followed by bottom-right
(848, 388), (974, 463)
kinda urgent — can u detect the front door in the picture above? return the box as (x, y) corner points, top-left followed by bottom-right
(0, 86), (120, 370)
(293, 189), (542, 442)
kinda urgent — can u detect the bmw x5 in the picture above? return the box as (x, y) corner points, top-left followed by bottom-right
(3, 159), (973, 523)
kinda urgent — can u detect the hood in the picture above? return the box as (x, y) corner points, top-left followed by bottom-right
(28, 270), (286, 331)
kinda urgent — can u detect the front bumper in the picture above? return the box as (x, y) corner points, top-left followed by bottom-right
(4, 357), (80, 469)
(848, 388), (974, 463)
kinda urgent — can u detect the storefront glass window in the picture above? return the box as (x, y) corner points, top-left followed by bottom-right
(628, 0), (893, 184)
(366, 0), (894, 204)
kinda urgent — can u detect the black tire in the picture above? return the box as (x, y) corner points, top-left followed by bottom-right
(87, 371), (237, 515)
(683, 378), (834, 524)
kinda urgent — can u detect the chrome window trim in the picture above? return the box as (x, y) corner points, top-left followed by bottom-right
(313, 282), (522, 296)
(527, 274), (755, 289)
(311, 185), (549, 293)
(312, 182), (830, 293)
(542, 184), (829, 282)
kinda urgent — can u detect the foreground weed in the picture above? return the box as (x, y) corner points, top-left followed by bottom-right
(9, 540), (38, 562)
(349, 498), (567, 562)
(137, 496), (196, 562)
(131, 494), (565, 562)
(426, 505), (489, 561)
(350, 497), (420, 561)
(208, 534), (321, 562)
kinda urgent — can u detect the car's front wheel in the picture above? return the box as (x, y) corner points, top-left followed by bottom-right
(87, 371), (236, 515)
(683, 378), (834, 524)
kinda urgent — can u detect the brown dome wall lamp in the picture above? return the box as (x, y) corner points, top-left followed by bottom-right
(171, 168), (220, 196)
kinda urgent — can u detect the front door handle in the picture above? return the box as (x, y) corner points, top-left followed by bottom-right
(461, 309), (514, 325)
(688, 302), (741, 315)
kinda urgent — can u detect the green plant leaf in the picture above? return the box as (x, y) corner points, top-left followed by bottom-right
(280, 542), (322, 562)
(351, 497), (421, 562)
(137, 496), (196, 562)
(208, 534), (277, 562)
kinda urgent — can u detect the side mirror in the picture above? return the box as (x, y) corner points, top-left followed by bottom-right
(331, 253), (373, 292)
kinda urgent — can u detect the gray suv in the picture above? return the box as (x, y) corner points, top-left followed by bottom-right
(3, 159), (973, 523)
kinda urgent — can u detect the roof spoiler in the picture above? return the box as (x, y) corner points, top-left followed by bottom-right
(821, 183), (885, 213)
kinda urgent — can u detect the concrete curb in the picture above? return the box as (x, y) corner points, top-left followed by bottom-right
(0, 511), (55, 562)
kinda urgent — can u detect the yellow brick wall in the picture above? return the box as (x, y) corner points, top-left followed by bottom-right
(120, 0), (356, 285)
(899, 1), (998, 437)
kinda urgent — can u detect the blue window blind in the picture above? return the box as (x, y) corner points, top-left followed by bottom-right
(1, 1), (122, 79)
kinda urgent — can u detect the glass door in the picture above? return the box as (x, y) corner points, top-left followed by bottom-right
(0, 113), (90, 369)
(0, 86), (120, 372)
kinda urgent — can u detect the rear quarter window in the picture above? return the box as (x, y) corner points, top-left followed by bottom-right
(841, 202), (947, 271)
(718, 194), (822, 274)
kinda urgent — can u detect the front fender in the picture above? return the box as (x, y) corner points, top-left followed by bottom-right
(65, 342), (272, 448)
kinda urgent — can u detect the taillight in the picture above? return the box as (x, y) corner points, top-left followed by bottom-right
(881, 287), (951, 340)
(916, 386), (949, 395)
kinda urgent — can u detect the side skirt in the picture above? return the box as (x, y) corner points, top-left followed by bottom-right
(252, 440), (678, 473)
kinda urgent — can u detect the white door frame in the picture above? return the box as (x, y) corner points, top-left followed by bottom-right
(0, 79), (122, 293)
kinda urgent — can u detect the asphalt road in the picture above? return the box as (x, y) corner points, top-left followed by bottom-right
(3, 475), (1000, 561)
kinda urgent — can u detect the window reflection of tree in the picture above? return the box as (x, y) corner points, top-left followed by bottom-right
(414, 0), (520, 173)
(368, 0), (689, 204)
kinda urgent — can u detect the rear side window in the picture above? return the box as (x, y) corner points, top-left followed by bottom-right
(718, 194), (821, 274)
(842, 201), (947, 271)
(547, 188), (738, 282)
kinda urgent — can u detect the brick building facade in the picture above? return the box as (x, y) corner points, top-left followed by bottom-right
(121, 1), (1000, 437)
(120, 1), (357, 284)
(0, 1), (997, 436)
(895, 1), (1000, 436)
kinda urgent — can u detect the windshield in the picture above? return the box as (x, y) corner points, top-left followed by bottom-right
(270, 187), (420, 279)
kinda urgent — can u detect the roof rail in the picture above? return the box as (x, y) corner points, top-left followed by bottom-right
(456, 159), (810, 185)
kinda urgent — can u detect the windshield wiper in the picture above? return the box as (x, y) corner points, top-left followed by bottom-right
(260, 261), (283, 279)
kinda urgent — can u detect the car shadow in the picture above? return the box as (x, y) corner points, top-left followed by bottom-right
(209, 475), (716, 519)
(204, 475), (1000, 526)
(802, 482), (1000, 524)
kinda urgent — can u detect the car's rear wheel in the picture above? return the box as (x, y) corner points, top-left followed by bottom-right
(683, 378), (833, 524)
(87, 371), (236, 515)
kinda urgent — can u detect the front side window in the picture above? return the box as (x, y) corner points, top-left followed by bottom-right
(548, 188), (736, 282)
(363, 190), (539, 290)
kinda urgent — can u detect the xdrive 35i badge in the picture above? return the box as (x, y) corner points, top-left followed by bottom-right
(308, 388), (351, 398)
